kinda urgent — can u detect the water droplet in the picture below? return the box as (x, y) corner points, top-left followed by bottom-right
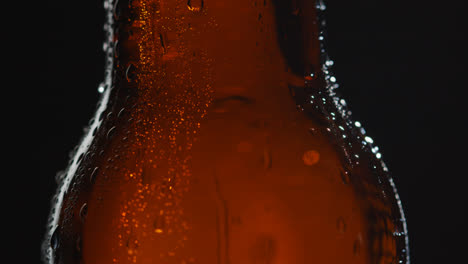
(187, 0), (204, 12)
(340, 170), (350, 184)
(50, 226), (60, 251)
(336, 217), (346, 233)
(76, 235), (82, 253)
(117, 108), (125, 118)
(158, 33), (166, 54)
(106, 111), (113, 120)
(304, 72), (316, 81)
(97, 83), (106, 93)
(76, 153), (84, 164)
(316, 0), (326, 10)
(98, 110), (107, 121)
(55, 170), (65, 184)
(364, 136), (374, 144)
(79, 203), (88, 222)
(114, 40), (120, 58)
(102, 42), (109, 52)
(107, 126), (116, 139)
(302, 150), (320, 166)
(153, 214), (166, 234)
(113, 0), (121, 19)
(353, 235), (362, 256)
(90, 167), (99, 183)
(125, 64), (137, 82)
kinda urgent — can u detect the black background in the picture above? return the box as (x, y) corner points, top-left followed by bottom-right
(9, 0), (467, 263)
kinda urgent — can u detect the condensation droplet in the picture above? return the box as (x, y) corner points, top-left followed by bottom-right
(102, 42), (109, 52)
(114, 40), (120, 58)
(340, 170), (350, 184)
(76, 153), (84, 164)
(187, 0), (204, 12)
(353, 237), (362, 256)
(117, 108), (125, 118)
(97, 83), (105, 93)
(159, 33), (166, 54)
(302, 150), (320, 166)
(113, 0), (121, 19)
(304, 72), (317, 81)
(316, 0), (326, 11)
(153, 214), (166, 234)
(336, 217), (346, 233)
(107, 126), (116, 139)
(90, 167), (99, 183)
(55, 170), (65, 184)
(79, 203), (88, 222)
(76, 235), (82, 253)
(51, 226), (60, 251)
(99, 110), (107, 121)
(125, 64), (137, 82)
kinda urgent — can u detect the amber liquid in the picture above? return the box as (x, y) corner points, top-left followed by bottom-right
(44, 0), (409, 264)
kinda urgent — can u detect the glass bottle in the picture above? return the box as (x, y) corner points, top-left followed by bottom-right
(43, 0), (409, 263)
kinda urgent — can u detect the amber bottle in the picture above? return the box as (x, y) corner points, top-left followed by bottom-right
(43, 0), (409, 263)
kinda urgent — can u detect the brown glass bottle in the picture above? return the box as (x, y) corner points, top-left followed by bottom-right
(43, 0), (409, 263)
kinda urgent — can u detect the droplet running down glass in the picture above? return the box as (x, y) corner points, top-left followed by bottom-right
(43, 0), (409, 264)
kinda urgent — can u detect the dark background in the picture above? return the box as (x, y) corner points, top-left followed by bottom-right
(11, 0), (467, 263)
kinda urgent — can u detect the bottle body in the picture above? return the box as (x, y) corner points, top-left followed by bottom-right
(44, 0), (409, 264)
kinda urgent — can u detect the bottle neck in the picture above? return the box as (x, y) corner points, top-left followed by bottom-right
(105, 0), (326, 106)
